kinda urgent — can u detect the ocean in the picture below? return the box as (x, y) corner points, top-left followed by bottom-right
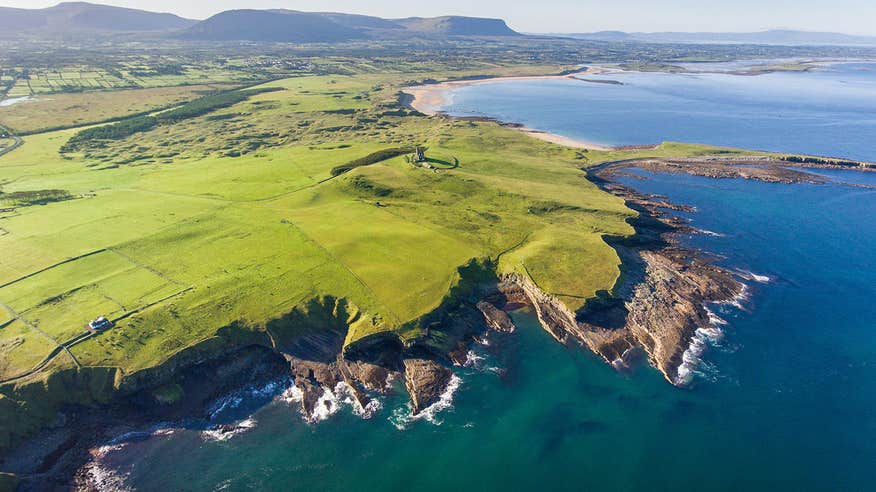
(89, 63), (876, 491)
(441, 62), (876, 162)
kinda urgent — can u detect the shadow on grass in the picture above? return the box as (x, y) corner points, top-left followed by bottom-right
(425, 156), (459, 169)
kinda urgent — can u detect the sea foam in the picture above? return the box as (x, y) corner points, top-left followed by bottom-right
(389, 374), (462, 430)
(201, 418), (258, 442)
(675, 302), (738, 386)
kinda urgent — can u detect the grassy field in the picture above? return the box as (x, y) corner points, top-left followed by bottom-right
(0, 84), (238, 134)
(0, 63), (267, 99)
(0, 65), (760, 448)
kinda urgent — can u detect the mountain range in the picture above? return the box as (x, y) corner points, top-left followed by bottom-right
(554, 29), (876, 46)
(2, 3), (874, 47)
(0, 2), (521, 41)
(0, 1), (194, 33)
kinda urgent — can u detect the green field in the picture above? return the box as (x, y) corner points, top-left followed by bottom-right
(0, 63), (760, 450)
(0, 84), (239, 134)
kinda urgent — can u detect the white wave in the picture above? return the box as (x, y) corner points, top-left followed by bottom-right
(389, 374), (462, 430)
(696, 228), (726, 237)
(214, 479), (233, 491)
(384, 372), (397, 392)
(334, 381), (382, 420)
(201, 418), (257, 442)
(94, 422), (177, 457)
(705, 306), (729, 327)
(461, 348), (503, 375)
(462, 350), (486, 368)
(207, 395), (243, 421)
(675, 306), (730, 386)
(281, 380), (382, 422)
(750, 273), (771, 283)
(92, 443), (127, 458)
(82, 462), (133, 492)
(675, 328), (710, 386)
(474, 335), (490, 346)
(735, 269), (771, 284)
(207, 380), (285, 420)
(308, 386), (342, 423)
(723, 283), (750, 309)
(280, 381), (304, 404)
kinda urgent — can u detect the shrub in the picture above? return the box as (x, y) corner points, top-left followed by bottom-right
(61, 87), (284, 153)
(330, 147), (415, 176)
(0, 189), (72, 206)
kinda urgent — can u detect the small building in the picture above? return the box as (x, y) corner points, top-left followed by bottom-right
(88, 316), (113, 332)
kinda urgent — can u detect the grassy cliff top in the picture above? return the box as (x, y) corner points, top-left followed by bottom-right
(0, 67), (749, 392)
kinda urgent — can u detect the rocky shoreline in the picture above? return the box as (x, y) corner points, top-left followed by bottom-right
(5, 153), (871, 491)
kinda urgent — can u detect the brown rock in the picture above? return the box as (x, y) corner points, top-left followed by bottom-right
(402, 358), (453, 414)
(476, 301), (516, 333)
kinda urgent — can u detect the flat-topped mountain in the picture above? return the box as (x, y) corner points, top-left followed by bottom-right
(179, 10), (367, 43)
(394, 16), (520, 36)
(0, 2), (522, 42)
(0, 1), (195, 35)
(181, 10), (521, 42)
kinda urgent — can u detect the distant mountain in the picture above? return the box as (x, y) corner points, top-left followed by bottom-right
(554, 29), (876, 46)
(0, 2), (522, 42)
(179, 10), (366, 43)
(0, 1), (195, 35)
(315, 12), (405, 31)
(394, 16), (520, 36)
(180, 10), (521, 42)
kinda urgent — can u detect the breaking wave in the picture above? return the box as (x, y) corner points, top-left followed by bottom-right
(207, 379), (288, 421)
(281, 381), (383, 423)
(696, 228), (726, 237)
(675, 300), (741, 386)
(201, 418), (257, 442)
(389, 374), (462, 430)
(735, 269), (771, 284)
(82, 461), (134, 492)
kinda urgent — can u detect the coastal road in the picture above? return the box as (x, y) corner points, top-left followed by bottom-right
(0, 125), (22, 158)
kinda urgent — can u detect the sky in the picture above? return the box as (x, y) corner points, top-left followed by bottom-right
(4, 0), (876, 35)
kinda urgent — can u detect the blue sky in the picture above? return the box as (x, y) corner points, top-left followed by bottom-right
(5, 0), (876, 35)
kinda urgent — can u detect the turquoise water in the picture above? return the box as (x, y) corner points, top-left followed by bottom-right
(443, 62), (876, 161)
(93, 65), (876, 491)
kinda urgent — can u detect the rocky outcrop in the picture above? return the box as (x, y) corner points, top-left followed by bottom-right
(497, 247), (741, 385)
(482, 156), (770, 385)
(500, 273), (638, 370)
(598, 156), (874, 187)
(632, 158), (828, 184)
(340, 358), (395, 393)
(624, 249), (742, 382)
(476, 301), (515, 333)
(402, 358), (453, 413)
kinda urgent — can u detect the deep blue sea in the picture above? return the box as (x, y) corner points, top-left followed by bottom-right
(92, 63), (876, 491)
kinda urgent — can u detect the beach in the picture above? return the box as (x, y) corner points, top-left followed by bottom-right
(402, 68), (615, 151)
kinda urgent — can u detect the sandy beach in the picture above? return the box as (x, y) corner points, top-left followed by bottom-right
(402, 68), (614, 151)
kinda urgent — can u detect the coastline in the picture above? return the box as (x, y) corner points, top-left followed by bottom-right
(10, 154), (872, 490)
(401, 68), (615, 151)
(8, 65), (876, 489)
(513, 125), (614, 151)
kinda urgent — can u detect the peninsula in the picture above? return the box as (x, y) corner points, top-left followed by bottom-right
(1, 4), (875, 489)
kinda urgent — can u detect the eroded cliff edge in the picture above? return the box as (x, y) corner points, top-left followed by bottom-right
(7, 154), (871, 489)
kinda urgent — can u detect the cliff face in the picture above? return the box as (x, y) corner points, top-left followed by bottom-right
(500, 273), (637, 365)
(0, 161), (756, 469)
(494, 160), (747, 385)
(497, 248), (741, 386)
(625, 250), (741, 383)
